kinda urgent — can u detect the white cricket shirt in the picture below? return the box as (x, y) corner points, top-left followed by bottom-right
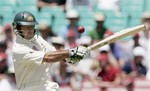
(12, 35), (59, 91)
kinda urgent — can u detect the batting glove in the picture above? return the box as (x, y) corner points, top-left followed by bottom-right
(65, 46), (90, 64)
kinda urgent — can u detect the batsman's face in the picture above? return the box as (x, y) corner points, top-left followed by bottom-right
(20, 25), (35, 40)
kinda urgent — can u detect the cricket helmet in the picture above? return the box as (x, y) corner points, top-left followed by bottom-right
(12, 11), (38, 38)
(12, 11), (38, 26)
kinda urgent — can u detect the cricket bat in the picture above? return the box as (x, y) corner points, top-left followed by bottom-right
(87, 24), (145, 51)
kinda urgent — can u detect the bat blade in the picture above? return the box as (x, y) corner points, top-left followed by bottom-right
(87, 24), (145, 50)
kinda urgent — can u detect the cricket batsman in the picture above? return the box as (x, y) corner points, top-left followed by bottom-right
(12, 11), (90, 91)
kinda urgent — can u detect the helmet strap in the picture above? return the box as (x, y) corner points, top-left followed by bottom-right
(15, 25), (24, 38)
(15, 29), (36, 38)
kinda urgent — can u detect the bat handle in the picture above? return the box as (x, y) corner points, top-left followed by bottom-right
(87, 46), (91, 51)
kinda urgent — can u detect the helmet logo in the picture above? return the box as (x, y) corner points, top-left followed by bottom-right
(27, 16), (34, 21)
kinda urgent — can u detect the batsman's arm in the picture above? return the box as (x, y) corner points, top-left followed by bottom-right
(43, 46), (89, 63)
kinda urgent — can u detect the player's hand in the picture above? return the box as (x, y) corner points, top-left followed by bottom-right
(66, 46), (90, 64)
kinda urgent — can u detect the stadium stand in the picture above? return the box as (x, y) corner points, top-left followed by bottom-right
(74, 6), (96, 33)
(0, 6), (15, 25)
(120, 0), (144, 14)
(40, 6), (67, 33)
(36, 12), (52, 26)
(16, 0), (37, 6)
(0, 0), (17, 7)
(40, 7), (65, 18)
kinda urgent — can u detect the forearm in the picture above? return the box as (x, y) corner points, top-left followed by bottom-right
(43, 46), (90, 63)
(43, 50), (70, 63)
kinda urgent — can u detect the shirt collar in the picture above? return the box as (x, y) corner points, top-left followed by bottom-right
(16, 34), (38, 44)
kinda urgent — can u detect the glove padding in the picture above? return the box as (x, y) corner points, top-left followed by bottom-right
(66, 46), (90, 64)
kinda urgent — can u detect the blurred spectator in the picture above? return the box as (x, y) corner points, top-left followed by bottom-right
(139, 12), (150, 79)
(0, 24), (16, 91)
(0, 74), (13, 91)
(0, 53), (15, 91)
(132, 33), (141, 48)
(50, 36), (65, 50)
(49, 36), (73, 87)
(88, 13), (109, 41)
(3, 24), (15, 74)
(92, 45), (121, 91)
(122, 46), (147, 91)
(122, 46), (147, 77)
(38, 0), (66, 10)
(117, 34), (142, 66)
(58, 9), (81, 48)
(69, 35), (94, 91)
(77, 35), (92, 47)
(0, 42), (8, 71)
(66, 30), (78, 48)
(104, 30), (125, 68)
(38, 23), (56, 43)
(0, 53), (8, 74)
(0, 42), (7, 53)
(3, 24), (14, 45)
(3, 24), (14, 49)
(119, 33), (142, 65)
